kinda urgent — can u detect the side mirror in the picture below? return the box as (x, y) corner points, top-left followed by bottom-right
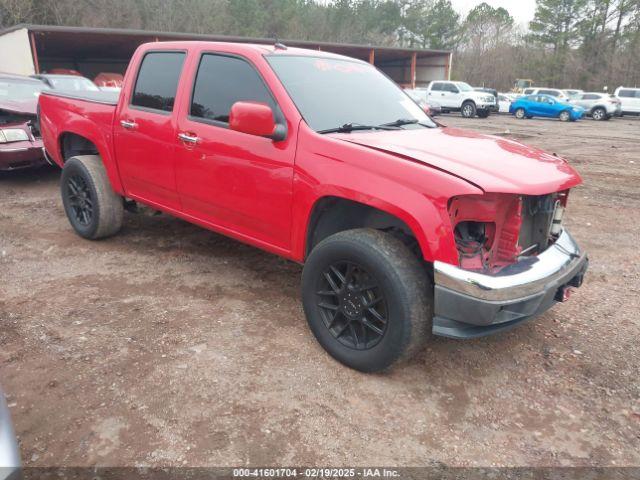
(229, 101), (286, 141)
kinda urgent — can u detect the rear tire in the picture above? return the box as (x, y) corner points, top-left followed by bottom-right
(515, 108), (526, 119)
(61, 155), (123, 239)
(461, 101), (476, 118)
(301, 229), (432, 372)
(559, 110), (571, 122)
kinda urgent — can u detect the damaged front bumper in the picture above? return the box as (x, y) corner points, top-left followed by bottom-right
(432, 229), (588, 339)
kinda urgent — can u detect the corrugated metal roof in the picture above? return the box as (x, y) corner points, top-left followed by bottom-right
(0, 23), (451, 59)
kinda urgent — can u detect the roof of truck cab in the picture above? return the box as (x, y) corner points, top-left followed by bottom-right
(137, 40), (368, 63)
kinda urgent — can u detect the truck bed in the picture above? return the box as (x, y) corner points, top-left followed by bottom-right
(41, 89), (120, 106)
(38, 89), (120, 188)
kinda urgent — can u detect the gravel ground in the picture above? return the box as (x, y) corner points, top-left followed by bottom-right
(0, 113), (639, 469)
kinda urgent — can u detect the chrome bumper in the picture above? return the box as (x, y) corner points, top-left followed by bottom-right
(432, 229), (588, 339)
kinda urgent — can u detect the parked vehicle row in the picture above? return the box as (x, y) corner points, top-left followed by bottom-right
(430, 82), (638, 122)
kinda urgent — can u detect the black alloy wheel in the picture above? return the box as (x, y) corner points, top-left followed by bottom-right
(301, 229), (432, 372)
(315, 261), (388, 350)
(60, 155), (123, 239)
(65, 174), (94, 227)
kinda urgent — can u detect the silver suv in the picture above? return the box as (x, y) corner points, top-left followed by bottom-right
(571, 92), (622, 120)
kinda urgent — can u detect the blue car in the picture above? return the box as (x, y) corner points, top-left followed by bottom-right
(510, 94), (584, 121)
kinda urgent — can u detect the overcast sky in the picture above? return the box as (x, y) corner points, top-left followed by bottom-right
(450, 0), (537, 26)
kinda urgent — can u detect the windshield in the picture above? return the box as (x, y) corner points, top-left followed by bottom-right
(455, 82), (473, 92)
(0, 80), (48, 101)
(266, 56), (435, 132)
(47, 77), (100, 92)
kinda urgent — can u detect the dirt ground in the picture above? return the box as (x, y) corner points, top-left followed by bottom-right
(1, 113), (639, 469)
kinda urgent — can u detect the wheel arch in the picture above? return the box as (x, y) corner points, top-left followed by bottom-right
(303, 195), (443, 264)
(58, 131), (125, 195)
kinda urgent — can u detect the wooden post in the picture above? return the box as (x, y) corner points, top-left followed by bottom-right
(29, 31), (40, 74)
(410, 52), (417, 89)
(368, 49), (375, 65)
(446, 53), (453, 81)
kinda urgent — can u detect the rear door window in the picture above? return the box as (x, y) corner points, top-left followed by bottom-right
(190, 54), (275, 125)
(131, 51), (186, 113)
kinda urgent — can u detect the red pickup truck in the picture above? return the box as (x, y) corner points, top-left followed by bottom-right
(39, 41), (588, 372)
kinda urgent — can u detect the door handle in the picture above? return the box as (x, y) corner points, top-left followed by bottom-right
(120, 120), (138, 129)
(178, 132), (200, 144)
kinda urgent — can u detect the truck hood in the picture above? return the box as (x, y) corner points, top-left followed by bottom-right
(0, 98), (38, 116)
(334, 126), (582, 195)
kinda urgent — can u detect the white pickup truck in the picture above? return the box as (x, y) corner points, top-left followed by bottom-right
(425, 81), (497, 118)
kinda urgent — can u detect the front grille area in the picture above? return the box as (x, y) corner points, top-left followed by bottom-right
(518, 194), (561, 255)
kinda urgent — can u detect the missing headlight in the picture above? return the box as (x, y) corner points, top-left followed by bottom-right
(454, 221), (493, 257)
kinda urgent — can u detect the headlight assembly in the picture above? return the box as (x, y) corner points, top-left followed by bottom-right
(0, 129), (30, 143)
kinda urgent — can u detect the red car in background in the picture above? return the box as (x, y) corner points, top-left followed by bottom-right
(94, 72), (124, 91)
(47, 68), (82, 76)
(0, 73), (49, 170)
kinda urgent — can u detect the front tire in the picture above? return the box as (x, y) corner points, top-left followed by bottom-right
(559, 110), (571, 122)
(61, 155), (123, 239)
(302, 229), (432, 372)
(461, 101), (476, 118)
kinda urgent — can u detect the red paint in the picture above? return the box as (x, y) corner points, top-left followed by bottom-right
(38, 41), (583, 267)
(229, 102), (276, 137)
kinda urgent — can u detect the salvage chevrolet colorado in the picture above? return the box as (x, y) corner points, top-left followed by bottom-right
(38, 42), (588, 372)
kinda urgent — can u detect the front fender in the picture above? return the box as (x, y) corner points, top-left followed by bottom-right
(290, 125), (483, 263)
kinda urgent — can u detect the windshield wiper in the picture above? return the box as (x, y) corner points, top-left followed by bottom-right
(318, 122), (400, 134)
(381, 118), (433, 128)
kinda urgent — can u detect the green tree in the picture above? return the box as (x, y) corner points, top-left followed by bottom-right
(404, 0), (460, 49)
(529, 0), (589, 84)
(462, 2), (514, 51)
